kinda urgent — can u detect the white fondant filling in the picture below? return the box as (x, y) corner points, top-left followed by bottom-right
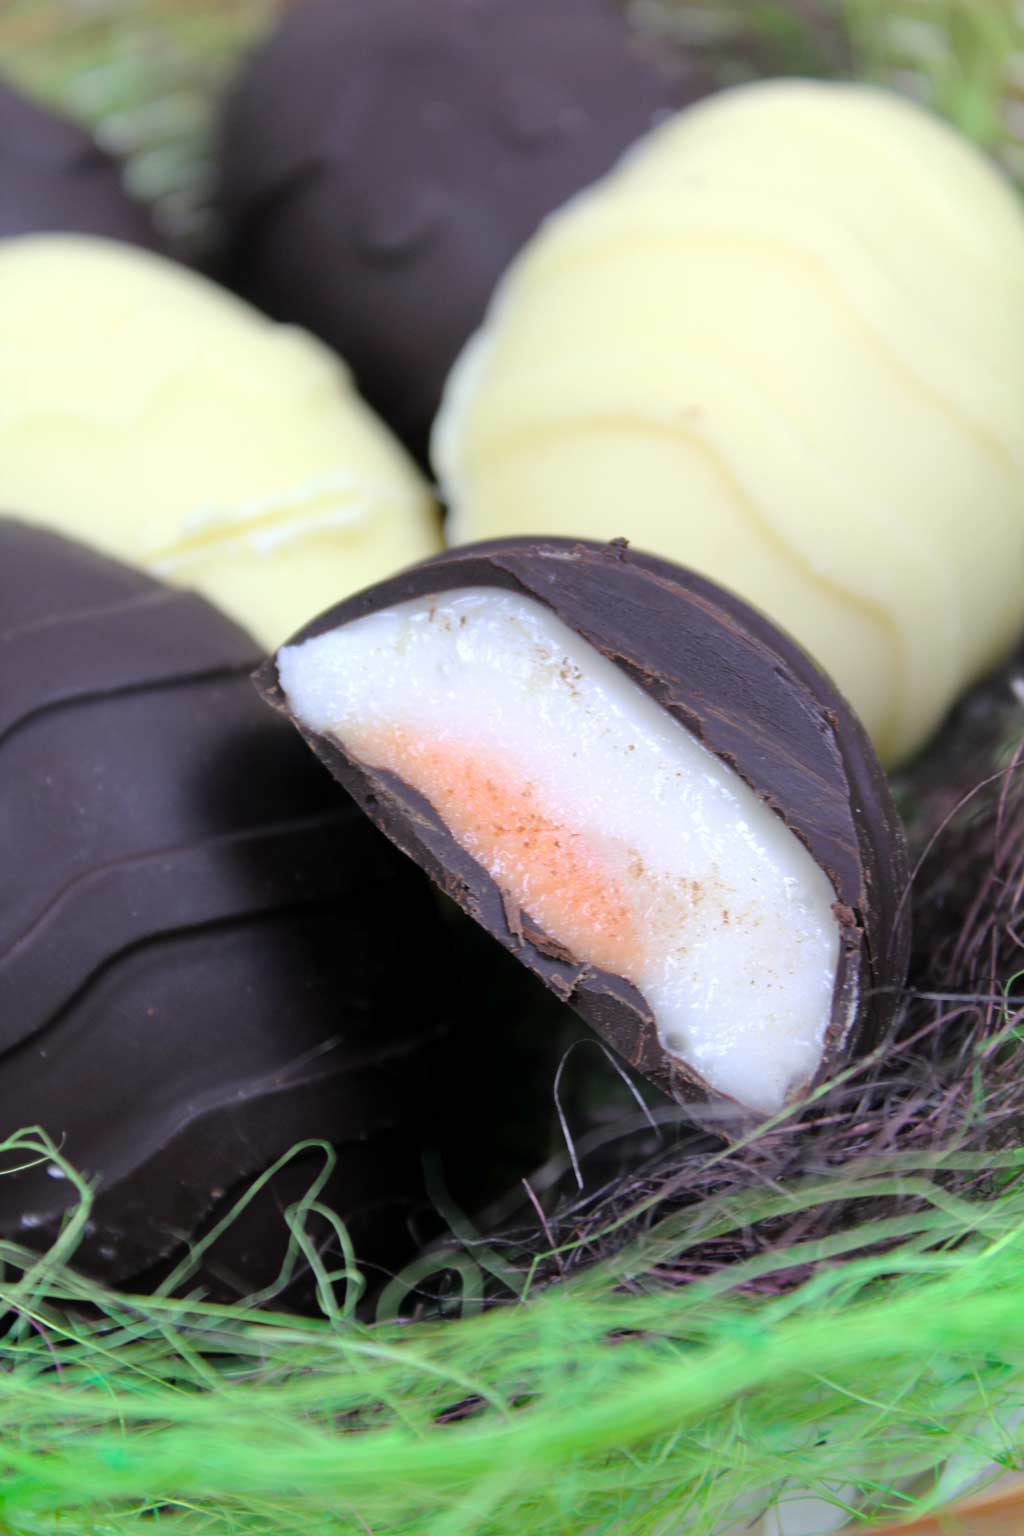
(278, 588), (842, 1113)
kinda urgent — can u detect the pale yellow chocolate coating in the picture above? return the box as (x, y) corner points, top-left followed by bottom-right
(434, 80), (1024, 764)
(0, 236), (440, 645)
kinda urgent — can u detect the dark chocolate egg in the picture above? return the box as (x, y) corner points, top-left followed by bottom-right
(0, 78), (160, 247)
(0, 520), (452, 1298)
(216, 0), (701, 456)
(259, 538), (911, 1127)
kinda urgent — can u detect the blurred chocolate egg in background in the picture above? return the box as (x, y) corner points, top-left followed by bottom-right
(216, 0), (705, 457)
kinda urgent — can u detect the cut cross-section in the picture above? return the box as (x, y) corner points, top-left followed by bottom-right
(277, 586), (843, 1113)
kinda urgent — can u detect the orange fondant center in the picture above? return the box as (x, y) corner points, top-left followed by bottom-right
(351, 724), (641, 976)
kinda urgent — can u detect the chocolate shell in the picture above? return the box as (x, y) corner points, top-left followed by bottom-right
(0, 79), (160, 247)
(0, 520), (452, 1296)
(216, 0), (701, 456)
(258, 538), (911, 1121)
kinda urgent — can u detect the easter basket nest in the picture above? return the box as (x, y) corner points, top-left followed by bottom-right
(2, 2), (1024, 1533)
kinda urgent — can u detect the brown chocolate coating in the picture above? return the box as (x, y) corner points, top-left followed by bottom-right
(258, 537), (911, 1119)
(216, 0), (702, 457)
(0, 520), (452, 1296)
(0, 79), (160, 247)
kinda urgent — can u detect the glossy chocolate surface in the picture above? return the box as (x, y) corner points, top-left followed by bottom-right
(217, 0), (701, 455)
(0, 520), (449, 1294)
(259, 538), (911, 1118)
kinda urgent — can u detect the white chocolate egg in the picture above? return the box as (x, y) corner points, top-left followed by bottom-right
(0, 235), (440, 645)
(434, 81), (1024, 764)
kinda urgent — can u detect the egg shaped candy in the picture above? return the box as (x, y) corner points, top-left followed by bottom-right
(217, 0), (700, 457)
(435, 81), (1024, 765)
(0, 519), (456, 1297)
(0, 235), (440, 646)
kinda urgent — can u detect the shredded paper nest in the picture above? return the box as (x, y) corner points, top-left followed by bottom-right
(1, 2), (1024, 1533)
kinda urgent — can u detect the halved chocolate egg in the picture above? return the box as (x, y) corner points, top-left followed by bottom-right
(258, 538), (910, 1119)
